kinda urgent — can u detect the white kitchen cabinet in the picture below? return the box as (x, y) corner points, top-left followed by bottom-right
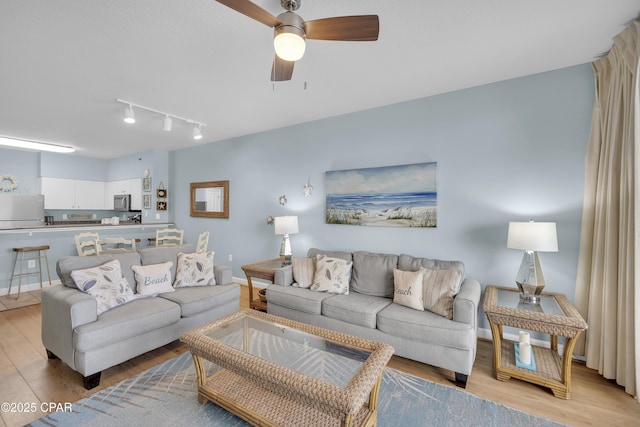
(104, 178), (142, 210)
(130, 178), (142, 210)
(40, 178), (105, 210)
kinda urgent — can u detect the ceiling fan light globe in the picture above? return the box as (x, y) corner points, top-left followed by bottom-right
(274, 28), (306, 61)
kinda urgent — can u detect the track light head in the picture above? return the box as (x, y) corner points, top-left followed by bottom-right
(193, 125), (203, 141)
(124, 105), (135, 124)
(163, 115), (172, 132)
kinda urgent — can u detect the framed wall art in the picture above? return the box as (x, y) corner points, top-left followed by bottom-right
(157, 200), (167, 211)
(325, 162), (438, 228)
(143, 194), (151, 209)
(143, 177), (152, 192)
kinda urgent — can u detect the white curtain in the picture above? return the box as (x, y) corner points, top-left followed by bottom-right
(574, 21), (639, 401)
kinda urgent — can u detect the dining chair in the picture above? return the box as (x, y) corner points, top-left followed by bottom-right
(96, 237), (137, 254)
(155, 228), (184, 247)
(75, 232), (100, 256)
(196, 231), (209, 253)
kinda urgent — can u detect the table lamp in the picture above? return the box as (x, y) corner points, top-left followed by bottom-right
(507, 220), (558, 304)
(274, 216), (299, 266)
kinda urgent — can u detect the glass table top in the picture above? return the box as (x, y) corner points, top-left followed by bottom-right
(496, 288), (564, 316)
(204, 315), (371, 388)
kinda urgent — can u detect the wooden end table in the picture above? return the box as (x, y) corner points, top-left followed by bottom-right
(483, 285), (587, 399)
(241, 258), (284, 312)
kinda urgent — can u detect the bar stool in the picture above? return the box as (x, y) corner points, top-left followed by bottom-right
(8, 245), (52, 299)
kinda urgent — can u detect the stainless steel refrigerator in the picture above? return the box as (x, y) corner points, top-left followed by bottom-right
(0, 194), (45, 229)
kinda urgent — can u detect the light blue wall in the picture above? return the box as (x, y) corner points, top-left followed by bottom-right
(40, 152), (109, 181)
(171, 64), (594, 331)
(0, 149), (40, 194)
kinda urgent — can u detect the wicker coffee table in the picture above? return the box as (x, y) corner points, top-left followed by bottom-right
(180, 309), (394, 427)
(483, 285), (587, 399)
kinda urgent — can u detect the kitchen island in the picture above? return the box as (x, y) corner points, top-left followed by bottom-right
(0, 222), (176, 296)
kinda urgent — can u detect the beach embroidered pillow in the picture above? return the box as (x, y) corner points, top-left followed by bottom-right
(132, 262), (174, 296)
(393, 268), (424, 311)
(71, 259), (135, 315)
(310, 255), (352, 295)
(422, 268), (463, 319)
(174, 251), (215, 288)
(292, 257), (315, 288)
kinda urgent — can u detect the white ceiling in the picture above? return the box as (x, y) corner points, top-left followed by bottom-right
(1, 1), (638, 159)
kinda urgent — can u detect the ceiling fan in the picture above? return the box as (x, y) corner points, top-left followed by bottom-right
(215, 0), (380, 81)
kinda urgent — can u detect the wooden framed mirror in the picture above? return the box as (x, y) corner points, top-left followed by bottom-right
(190, 180), (229, 218)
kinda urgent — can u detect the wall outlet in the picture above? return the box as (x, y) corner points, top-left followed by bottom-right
(62, 214), (68, 219)
(144, 211), (148, 217)
(92, 214), (97, 219)
(28, 260), (36, 269)
(155, 214), (160, 220)
(228, 254), (232, 262)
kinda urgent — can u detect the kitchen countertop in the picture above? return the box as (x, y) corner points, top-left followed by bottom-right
(0, 222), (174, 233)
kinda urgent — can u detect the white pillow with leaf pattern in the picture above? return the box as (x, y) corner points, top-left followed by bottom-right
(310, 254), (352, 295)
(71, 259), (135, 315)
(174, 251), (216, 288)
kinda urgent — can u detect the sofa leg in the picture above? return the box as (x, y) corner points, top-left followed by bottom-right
(46, 349), (58, 360)
(454, 372), (468, 388)
(83, 372), (102, 390)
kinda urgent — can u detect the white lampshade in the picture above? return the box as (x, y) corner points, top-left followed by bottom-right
(507, 221), (558, 252)
(274, 216), (299, 235)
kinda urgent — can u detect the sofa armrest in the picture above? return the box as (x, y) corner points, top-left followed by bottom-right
(214, 265), (233, 286)
(273, 265), (294, 286)
(453, 278), (481, 330)
(41, 284), (98, 369)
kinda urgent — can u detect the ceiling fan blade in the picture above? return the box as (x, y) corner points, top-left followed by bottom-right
(215, 0), (281, 27)
(271, 55), (295, 81)
(304, 15), (379, 41)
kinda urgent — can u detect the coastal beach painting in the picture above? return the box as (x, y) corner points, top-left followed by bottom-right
(325, 162), (437, 228)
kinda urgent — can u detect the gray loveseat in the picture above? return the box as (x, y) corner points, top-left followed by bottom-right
(41, 245), (240, 389)
(266, 249), (481, 386)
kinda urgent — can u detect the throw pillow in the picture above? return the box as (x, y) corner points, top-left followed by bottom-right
(310, 254), (352, 295)
(422, 268), (463, 319)
(70, 259), (135, 315)
(132, 262), (175, 296)
(292, 257), (315, 288)
(174, 251), (216, 288)
(392, 268), (424, 311)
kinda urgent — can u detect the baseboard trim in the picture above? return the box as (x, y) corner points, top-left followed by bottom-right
(1, 279), (62, 296)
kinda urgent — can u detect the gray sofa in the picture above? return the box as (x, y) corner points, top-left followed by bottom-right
(41, 245), (240, 389)
(266, 248), (481, 386)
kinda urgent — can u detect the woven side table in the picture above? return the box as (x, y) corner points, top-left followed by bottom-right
(483, 285), (587, 399)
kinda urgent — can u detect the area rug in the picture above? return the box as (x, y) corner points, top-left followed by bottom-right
(30, 351), (564, 427)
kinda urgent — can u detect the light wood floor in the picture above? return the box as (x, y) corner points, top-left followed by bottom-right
(0, 285), (638, 427)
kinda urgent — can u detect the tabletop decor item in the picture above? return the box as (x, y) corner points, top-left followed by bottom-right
(274, 215), (299, 266)
(507, 220), (558, 303)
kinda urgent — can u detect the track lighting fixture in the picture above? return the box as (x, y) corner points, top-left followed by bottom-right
(116, 98), (207, 141)
(163, 115), (172, 132)
(123, 104), (136, 124)
(192, 125), (202, 140)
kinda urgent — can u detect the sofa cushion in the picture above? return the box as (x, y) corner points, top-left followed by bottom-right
(392, 268), (424, 311)
(132, 262), (174, 296)
(138, 244), (194, 281)
(377, 303), (475, 349)
(422, 269), (463, 319)
(57, 252), (141, 292)
(398, 254), (465, 278)
(159, 284), (239, 318)
(267, 285), (333, 315)
(174, 251), (216, 288)
(310, 255), (352, 295)
(351, 251), (398, 297)
(307, 248), (353, 262)
(322, 293), (391, 329)
(73, 297), (180, 352)
(70, 259), (135, 315)
(292, 257), (315, 288)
